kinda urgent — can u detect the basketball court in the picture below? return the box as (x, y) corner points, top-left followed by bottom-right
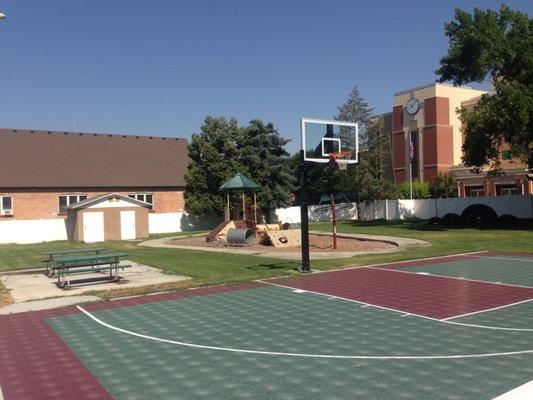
(1, 119), (531, 399)
(0, 251), (532, 399)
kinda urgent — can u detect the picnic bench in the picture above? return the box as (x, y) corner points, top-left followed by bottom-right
(43, 247), (107, 277)
(51, 252), (131, 289)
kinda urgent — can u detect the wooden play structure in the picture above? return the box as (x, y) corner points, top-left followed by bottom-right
(205, 173), (301, 248)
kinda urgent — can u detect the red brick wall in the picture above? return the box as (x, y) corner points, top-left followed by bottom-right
(424, 97), (450, 126)
(3, 189), (185, 220)
(392, 132), (406, 169)
(392, 106), (403, 132)
(421, 96), (454, 185)
(394, 169), (406, 183)
(423, 126), (454, 166)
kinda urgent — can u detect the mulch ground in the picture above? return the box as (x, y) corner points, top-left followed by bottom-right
(167, 233), (396, 253)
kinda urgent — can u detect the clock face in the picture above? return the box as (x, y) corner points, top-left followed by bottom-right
(406, 97), (420, 115)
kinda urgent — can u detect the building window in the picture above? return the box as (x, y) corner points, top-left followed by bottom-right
(466, 186), (485, 197)
(129, 193), (153, 210)
(0, 196), (13, 216)
(496, 184), (518, 196)
(59, 194), (87, 213)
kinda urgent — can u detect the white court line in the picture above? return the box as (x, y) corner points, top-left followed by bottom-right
(257, 280), (533, 332)
(336, 250), (488, 272)
(441, 299), (533, 321)
(464, 255), (533, 263)
(492, 380), (533, 400)
(76, 306), (533, 360)
(257, 280), (441, 322)
(368, 266), (533, 289)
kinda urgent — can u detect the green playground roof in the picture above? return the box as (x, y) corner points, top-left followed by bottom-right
(219, 173), (261, 192)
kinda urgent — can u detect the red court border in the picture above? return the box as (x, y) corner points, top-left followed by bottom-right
(0, 283), (260, 400)
(269, 252), (533, 320)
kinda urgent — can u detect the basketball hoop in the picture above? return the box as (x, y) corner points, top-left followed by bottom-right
(328, 151), (351, 170)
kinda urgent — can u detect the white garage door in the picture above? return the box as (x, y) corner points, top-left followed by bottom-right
(120, 210), (136, 240)
(83, 212), (105, 243)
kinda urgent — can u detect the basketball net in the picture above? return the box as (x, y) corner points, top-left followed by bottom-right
(328, 151), (351, 170)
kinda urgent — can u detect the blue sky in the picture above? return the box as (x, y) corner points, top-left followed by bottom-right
(0, 0), (531, 153)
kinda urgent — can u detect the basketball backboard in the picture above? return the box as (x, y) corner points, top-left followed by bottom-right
(300, 117), (359, 164)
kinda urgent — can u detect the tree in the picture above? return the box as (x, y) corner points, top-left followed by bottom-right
(237, 119), (295, 218)
(332, 86), (394, 203)
(436, 4), (532, 171)
(335, 86), (374, 148)
(184, 116), (294, 220)
(431, 172), (457, 198)
(184, 116), (242, 217)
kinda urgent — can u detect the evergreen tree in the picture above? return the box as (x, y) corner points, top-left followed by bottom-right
(184, 116), (243, 217)
(238, 120), (295, 218)
(335, 86), (374, 148)
(184, 117), (294, 220)
(349, 119), (395, 203)
(329, 86), (393, 203)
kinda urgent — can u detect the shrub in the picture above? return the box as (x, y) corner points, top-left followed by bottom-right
(497, 214), (520, 228)
(394, 181), (431, 199)
(461, 204), (497, 227)
(442, 213), (463, 227)
(431, 172), (457, 198)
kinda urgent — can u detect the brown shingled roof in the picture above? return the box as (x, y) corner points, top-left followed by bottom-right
(0, 128), (189, 188)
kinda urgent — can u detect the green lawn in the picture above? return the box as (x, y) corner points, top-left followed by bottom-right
(0, 220), (531, 299)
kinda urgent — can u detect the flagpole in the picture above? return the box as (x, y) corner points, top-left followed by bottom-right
(409, 135), (413, 200)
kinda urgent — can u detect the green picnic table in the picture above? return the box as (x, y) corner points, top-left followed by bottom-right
(43, 247), (107, 276)
(52, 252), (131, 289)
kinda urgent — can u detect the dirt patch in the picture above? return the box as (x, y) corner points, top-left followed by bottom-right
(0, 281), (14, 308)
(167, 233), (396, 253)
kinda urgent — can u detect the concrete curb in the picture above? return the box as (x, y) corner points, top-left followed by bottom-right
(0, 295), (100, 315)
(139, 231), (430, 260)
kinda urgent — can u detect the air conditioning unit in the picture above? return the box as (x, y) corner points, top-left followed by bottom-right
(2, 209), (13, 216)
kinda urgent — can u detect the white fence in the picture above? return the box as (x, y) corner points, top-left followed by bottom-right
(0, 219), (68, 244)
(272, 203), (358, 225)
(0, 212), (221, 244)
(273, 195), (533, 224)
(2, 196), (531, 244)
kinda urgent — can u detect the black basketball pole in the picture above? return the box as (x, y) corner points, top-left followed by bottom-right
(299, 149), (311, 273)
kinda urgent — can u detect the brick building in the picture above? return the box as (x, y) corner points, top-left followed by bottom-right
(389, 82), (531, 197)
(0, 128), (189, 220)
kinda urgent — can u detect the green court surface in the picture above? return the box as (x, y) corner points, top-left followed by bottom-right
(47, 285), (533, 400)
(396, 255), (533, 287)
